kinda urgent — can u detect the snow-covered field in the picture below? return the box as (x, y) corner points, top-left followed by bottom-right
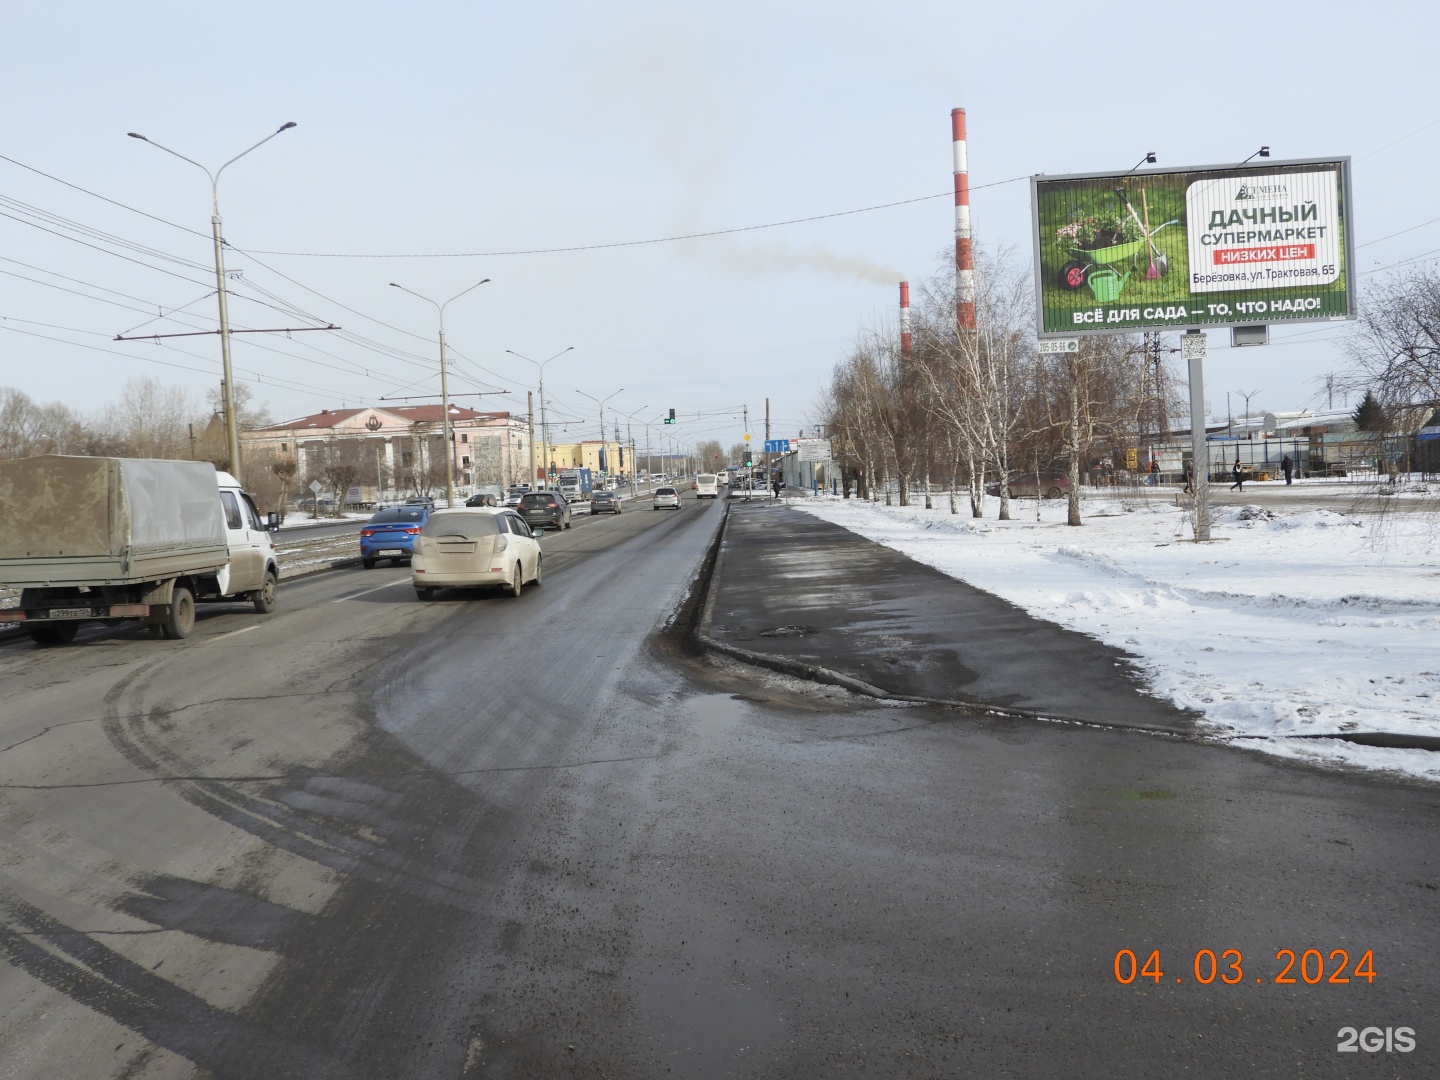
(796, 486), (1440, 784)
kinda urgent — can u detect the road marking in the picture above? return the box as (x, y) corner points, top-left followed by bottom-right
(331, 579), (409, 603)
(208, 624), (260, 643)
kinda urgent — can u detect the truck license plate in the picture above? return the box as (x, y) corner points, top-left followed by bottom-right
(377, 549), (404, 556)
(48, 608), (94, 618)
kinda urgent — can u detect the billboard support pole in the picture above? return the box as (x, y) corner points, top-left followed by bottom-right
(1185, 330), (1211, 541)
(952, 109), (975, 331)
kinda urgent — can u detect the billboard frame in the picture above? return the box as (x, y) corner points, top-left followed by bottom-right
(1030, 155), (1356, 338)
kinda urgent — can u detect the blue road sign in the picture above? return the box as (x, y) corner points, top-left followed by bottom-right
(764, 439), (791, 454)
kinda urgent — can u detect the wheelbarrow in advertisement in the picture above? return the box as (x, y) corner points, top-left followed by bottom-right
(1031, 158), (1354, 336)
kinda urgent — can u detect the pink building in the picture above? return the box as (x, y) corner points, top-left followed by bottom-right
(242, 404), (532, 497)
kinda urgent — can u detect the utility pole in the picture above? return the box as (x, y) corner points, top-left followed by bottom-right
(527, 391), (536, 489)
(128, 122), (298, 485)
(765, 397), (772, 498)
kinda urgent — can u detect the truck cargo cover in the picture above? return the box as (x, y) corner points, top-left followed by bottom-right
(0, 456), (225, 560)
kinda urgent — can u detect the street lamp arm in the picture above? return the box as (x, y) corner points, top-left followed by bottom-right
(216, 122), (298, 188)
(442, 278), (491, 312)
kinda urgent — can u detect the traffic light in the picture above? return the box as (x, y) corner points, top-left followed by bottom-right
(664, 408), (676, 425)
(745, 457), (753, 467)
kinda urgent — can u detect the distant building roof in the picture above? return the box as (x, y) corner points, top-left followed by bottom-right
(258, 405), (512, 431)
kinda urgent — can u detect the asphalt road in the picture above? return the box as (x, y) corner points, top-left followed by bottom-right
(0, 491), (1435, 1078)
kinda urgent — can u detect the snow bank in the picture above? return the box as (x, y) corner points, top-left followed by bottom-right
(796, 491), (1440, 783)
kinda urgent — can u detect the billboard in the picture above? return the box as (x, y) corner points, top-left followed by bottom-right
(1031, 158), (1354, 336)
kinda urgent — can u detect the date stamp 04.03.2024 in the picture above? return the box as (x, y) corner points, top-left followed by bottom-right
(1111, 948), (1415, 1054)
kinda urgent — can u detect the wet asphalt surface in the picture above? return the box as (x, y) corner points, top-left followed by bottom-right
(0, 493), (1436, 1078)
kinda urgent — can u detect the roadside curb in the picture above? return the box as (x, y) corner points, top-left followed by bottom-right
(691, 504), (1440, 751)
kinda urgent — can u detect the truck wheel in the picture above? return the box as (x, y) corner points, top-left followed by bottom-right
(161, 585), (196, 640)
(415, 587), (434, 601)
(27, 623), (78, 647)
(252, 570), (277, 614)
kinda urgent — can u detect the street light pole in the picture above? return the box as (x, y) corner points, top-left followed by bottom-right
(128, 122), (297, 485)
(576, 388), (623, 481)
(506, 347), (572, 489)
(390, 280), (491, 508)
(619, 406), (649, 492)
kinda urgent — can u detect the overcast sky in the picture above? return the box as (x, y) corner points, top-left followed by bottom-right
(2, 1), (1435, 448)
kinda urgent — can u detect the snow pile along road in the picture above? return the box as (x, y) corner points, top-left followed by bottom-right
(796, 491), (1440, 783)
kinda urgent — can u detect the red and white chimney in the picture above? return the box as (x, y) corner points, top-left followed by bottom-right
(899, 280), (912, 356)
(952, 108), (975, 331)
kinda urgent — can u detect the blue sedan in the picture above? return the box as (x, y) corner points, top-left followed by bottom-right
(360, 506), (430, 567)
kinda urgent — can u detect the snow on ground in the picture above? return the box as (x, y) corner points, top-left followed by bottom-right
(795, 486), (1440, 784)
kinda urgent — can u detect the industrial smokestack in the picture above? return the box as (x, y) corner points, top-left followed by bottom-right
(899, 280), (912, 355)
(952, 108), (975, 331)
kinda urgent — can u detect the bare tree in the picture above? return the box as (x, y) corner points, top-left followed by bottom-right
(0, 387), (84, 459)
(93, 377), (198, 459)
(309, 438), (367, 517)
(1341, 267), (1440, 444)
(269, 454), (298, 522)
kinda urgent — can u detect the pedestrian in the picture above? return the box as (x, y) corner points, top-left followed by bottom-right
(1148, 458), (1160, 486)
(1182, 461), (1194, 495)
(1281, 454), (1293, 486)
(1230, 459), (1244, 492)
(771, 476), (782, 499)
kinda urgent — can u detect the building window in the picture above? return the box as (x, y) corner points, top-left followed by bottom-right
(462, 456), (471, 466)
(461, 433), (468, 443)
(280, 442), (287, 452)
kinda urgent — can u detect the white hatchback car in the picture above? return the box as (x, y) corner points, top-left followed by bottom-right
(410, 508), (542, 600)
(652, 486), (681, 510)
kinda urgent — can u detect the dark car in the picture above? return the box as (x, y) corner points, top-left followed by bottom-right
(985, 472), (1071, 499)
(360, 506), (430, 567)
(465, 492), (499, 507)
(590, 490), (622, 514)
(517, 491), (571, 530)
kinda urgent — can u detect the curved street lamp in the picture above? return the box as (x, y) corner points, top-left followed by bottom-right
(390, 280), (491, 507)
(128, 122), (297, 483)
(506, 347), (573, 487)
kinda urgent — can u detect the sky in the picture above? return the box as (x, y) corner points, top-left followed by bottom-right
(2, 0), (1436, 451)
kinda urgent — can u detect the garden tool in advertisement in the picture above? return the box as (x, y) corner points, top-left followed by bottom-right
(1116, 187), (1172, 278)
(1142, 189), (1159, 280)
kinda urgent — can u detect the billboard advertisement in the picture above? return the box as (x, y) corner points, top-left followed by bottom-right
(1031, 158), (1354, 336)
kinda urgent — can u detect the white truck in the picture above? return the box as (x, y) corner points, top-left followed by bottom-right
(0, 456), (280, 646)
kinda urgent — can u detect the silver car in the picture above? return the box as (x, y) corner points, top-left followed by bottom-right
(652, 486), (681, 510)
(411, 508), (542, 600)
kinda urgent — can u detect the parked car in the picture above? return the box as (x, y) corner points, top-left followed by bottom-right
(465, 492), (499, 507)
(360, 505), (430, 567)
(652, 486), (681, 510)
(985, 472), (1071, 499)
(411, 508), (541, 600)
(517, 491), (571, 530)
(590, 490), (622, 514)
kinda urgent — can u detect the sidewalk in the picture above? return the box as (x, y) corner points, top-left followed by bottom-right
(700, 501), (1197, 733)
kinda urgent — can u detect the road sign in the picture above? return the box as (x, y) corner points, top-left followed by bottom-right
(796, 439), (832, 462)
(1181, 333), (1208, 360)
(764, 439), (791, 454)
(1038, 337), (1079, 355)
(743, 433), (751, 442)
(308, 480), (323, 494)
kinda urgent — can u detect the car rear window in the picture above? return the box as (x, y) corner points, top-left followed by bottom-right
(698, 474), (716, 483)
(369, 508), (425, 524)
(521, 493), (559, 506)
(421, 513), (500, 539)
(656, 488), (676, 496)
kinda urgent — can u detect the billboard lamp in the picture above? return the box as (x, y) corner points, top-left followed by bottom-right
(1128, 152), (1157, 173)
